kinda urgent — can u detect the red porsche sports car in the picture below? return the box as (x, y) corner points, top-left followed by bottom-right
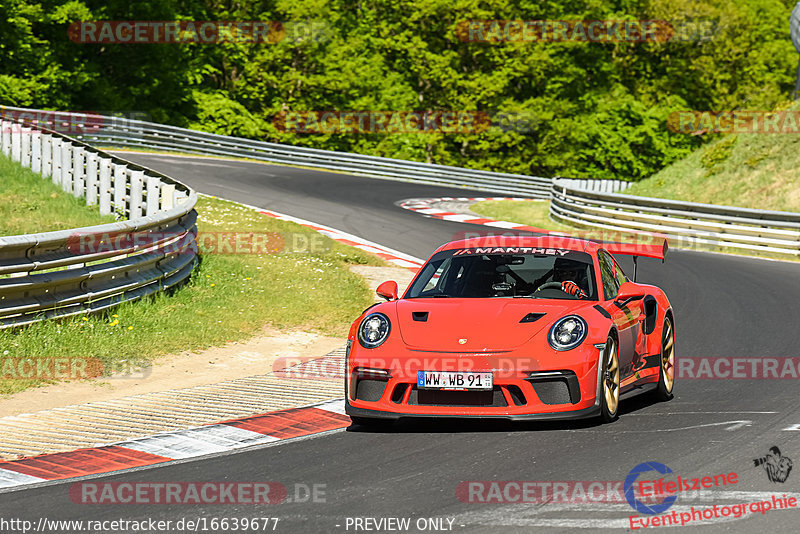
(345, 235), (674, 425)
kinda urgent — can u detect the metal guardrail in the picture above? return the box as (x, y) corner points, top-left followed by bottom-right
(0, 115), (199, 328)
(4, 106), (796, 262)
(550, 179), (800, 257)
(0, 106), (552, 199)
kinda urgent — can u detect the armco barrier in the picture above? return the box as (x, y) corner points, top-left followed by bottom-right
(550, 179), (800, 257)
(0, 106), (552, 199)
(0, 115), (198, 328)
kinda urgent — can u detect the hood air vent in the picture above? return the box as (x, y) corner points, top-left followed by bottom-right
(520, 312), (546, 323)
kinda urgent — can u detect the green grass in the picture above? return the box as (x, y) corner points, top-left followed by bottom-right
(0, 154), (115, 235)
(0, 168), (385, 395)
(470, 199), (573, 233)
(626, 103), (800, 213)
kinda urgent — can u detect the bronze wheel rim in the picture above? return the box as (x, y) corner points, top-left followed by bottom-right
(662, 319), (675, 392)
(604, 339), (619, 414)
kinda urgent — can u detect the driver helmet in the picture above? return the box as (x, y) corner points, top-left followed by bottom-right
(552, 257), (586, 286)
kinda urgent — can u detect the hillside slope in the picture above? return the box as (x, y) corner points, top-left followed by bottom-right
(626, 104), (800, 213)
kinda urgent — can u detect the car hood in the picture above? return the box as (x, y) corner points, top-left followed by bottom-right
(393, 298), (593, 352)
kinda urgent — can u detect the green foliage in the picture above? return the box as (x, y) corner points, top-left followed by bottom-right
(700, 135), (737, 176)
(2, 0), (798, 181)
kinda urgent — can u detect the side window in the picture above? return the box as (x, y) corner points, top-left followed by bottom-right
(613, 257), (628, 286)
(424, 258), (453, 293)
(598, 251), (620, 300)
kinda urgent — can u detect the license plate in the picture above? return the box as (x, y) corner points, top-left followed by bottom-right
(417, 371), (492, 391)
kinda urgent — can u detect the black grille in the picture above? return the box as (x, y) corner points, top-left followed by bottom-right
(408, 386), (507, 407)
(506, 385), (527, 406)
(527, 373), (582, 405)
(355, 379), (387, 402)
(391, 383), (408, 403)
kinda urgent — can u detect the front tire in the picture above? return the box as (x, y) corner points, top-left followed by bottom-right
(599, 336), (620, 423)
(652, 316), (675, 402)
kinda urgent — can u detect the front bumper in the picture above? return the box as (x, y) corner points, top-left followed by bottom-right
(345, 342), (605, 420)
(345, 399), (601, 421)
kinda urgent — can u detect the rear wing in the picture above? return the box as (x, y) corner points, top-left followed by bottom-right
(603, 238), (668, 262)
(603, 238), (668, 282)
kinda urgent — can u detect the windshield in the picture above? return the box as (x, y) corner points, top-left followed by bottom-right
(406, 247), (597, 300)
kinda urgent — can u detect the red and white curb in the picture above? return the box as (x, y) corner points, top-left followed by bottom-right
(0, 399), (349, 490)
(259, 208), (423, 270)
(398, 197), (556, 235)
(207, 194), (424, 271)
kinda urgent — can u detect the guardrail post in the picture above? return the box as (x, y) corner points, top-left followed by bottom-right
(99, 158), (112, 215)
(72, 146), (85, 197)
(1, 120), (11, 156)
(160, 183), (175, 210)
(10, 126), (21, 162)
(31, 131), (41, 173)
(60, 141), (73, 193)
(20, 128), (31, 168)
(85, 153), (99, 206)
(129, 170), (145, 218)
(145, 176), (161, 215)
(174, 190), (187, 206)
(40, 134), (52, 177)
(51, 138), (62, 185)
(113, 164), (128, 218)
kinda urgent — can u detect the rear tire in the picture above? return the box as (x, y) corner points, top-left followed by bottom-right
(599, 336), (620, 423)
(652, 316), (675, 402)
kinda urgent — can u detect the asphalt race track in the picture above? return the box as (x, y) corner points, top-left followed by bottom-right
(3, 153), (800, 533)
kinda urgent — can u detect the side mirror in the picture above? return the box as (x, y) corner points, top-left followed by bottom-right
(376, 280), (398, 301)
(615, 282), (644, 306)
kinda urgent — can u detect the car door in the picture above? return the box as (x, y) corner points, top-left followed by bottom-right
(612, 255), (648, 365)
(598, 250), (638, 377)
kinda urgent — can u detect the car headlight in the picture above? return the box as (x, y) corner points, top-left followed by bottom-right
(548, 315), (588, 351)
(358, 312), (391, 348)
